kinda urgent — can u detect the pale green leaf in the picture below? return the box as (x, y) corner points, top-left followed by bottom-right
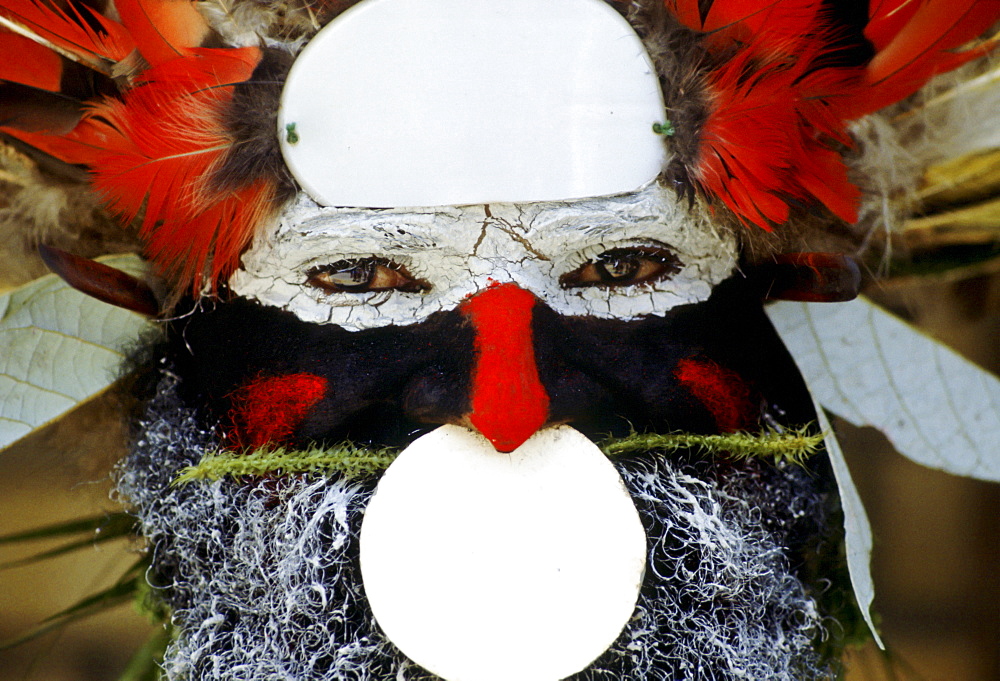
(0, 254), (153, 452)
(767, 297), (1000, 482)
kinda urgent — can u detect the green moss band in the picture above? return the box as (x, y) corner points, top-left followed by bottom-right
(175, 426), (823, 486)
(600, 426), (824, 465)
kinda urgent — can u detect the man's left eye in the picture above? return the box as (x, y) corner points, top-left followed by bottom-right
(560, 246), (681, 288)
(306, 258), (428, 293)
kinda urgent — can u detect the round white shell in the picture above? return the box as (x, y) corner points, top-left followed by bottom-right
(279, 0), (667, 207)
(359, 425), (647, 681)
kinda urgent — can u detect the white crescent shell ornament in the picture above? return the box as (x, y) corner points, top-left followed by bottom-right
(278, 0), (668, 208)
(359, 425), (647, 681)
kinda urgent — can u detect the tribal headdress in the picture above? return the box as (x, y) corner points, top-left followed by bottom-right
(4, 0), (997, 293)
(1, 1), (999, 680)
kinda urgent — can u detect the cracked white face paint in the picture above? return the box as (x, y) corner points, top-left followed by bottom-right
(229, 182), (737, 331)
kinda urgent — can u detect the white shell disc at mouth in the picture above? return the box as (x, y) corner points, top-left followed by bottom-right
(359, 425), (646, 681)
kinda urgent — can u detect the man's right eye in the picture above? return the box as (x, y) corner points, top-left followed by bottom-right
(306, 258), (428, 293)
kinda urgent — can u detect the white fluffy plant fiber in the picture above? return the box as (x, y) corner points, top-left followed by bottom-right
(117, 376), (834, 681)
(850, 54), (1000, 241)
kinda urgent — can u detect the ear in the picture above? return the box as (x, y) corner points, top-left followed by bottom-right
(750, 252), (862, 303)
(38, 244), (160, 316)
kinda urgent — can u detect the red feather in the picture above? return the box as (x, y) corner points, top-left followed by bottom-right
(0, 0), (271, 293)
(0, 29), (62, 90)
(0, 0), (134, 74)
(838, 0), (1000, 119)
(4, 119), (126, 167)
(694, 31), (860, 226)
(671, 0), (1000, 228)
(113, 0), (211, 66)
(89, 46), (271, 290)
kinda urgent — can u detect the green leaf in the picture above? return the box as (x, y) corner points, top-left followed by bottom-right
(0, 254), (153, 452)
(0, 512), (136, 569)
(0, 511), (132, 545)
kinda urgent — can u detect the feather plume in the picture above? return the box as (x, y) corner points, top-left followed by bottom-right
(113, 0), (211, 66)
(0, 0), (280, 295)
(0, 0), (134, 75)
(653, 0), (1000, 230)
(88, 46), (273, 289)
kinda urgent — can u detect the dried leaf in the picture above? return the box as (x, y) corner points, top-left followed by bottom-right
(0, 254), (152, 452)
(813, 401), (883, 649)
(767, 297), (1000, 481)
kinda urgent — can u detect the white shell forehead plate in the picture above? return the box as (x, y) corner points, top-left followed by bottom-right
(278, 0), (667, 207)
(229, 183), (738, 331)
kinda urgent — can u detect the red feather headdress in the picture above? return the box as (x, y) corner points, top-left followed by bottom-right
(663, 0), (999, 228)
(0, 0), (282, 290)
(1, 0), (998, 293)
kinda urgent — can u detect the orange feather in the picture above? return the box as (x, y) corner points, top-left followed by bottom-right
(1, 114), (132, 165)
(0, 0), (134, 74)
(693, 28), (859, 226)
(113, 0), (211, 66)
(89, 46), (269, 291)
(0, 29), (62, 90)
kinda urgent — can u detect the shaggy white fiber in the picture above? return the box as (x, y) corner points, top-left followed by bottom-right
(117, 375), (833, 680)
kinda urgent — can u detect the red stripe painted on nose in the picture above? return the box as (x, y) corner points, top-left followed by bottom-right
(461, 283), (549, 452)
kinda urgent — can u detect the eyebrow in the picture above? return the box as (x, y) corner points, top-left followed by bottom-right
(522, 204), (684, 243)
(293, 211), (460, 251)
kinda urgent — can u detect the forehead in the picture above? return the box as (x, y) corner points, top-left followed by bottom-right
(253, 183), (720, 251)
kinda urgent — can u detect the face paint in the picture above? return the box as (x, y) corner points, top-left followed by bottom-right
(229, 183), (737, 331)
(142, 181), (833, 680)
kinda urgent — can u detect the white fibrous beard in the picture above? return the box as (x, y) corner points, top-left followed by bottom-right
(117, 376), (834, 681)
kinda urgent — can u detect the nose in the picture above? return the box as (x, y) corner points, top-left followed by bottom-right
(460, 283), (550, 452)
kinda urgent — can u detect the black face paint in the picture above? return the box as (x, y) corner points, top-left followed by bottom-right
(161, 274), (813, 450)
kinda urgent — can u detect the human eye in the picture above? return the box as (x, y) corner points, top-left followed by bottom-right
(306, 257), (429, 294)
(559, 246), (681, 289)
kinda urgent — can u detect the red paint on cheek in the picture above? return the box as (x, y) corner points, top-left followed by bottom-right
(461, 283), (550, 452)
(674, 358), (756, 433)
(226, 373), (328, 449)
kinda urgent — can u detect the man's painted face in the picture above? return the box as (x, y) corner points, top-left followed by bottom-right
(112, 4), (846, 677)
(120, 178), (845, 680)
